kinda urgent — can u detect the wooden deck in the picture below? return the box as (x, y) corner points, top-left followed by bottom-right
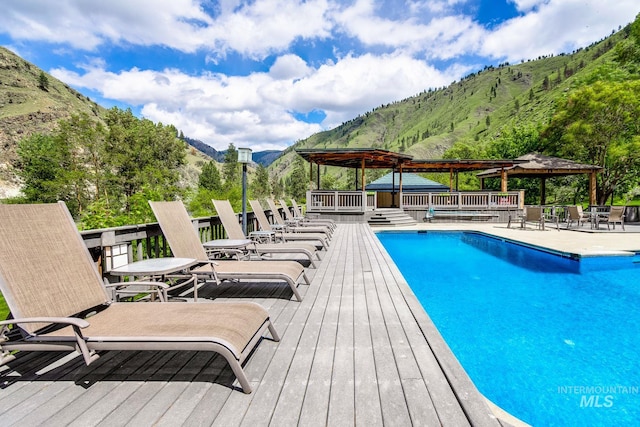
(0, 224), (500, 426)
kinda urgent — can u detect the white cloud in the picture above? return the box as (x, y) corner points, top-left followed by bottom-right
(51, 52), (454, 150)
(334, 1), (487, 59)
(0, 0), (213, 51)
(508, 0), (548, 13)
(0, 0), (333, 58)
(204, 0), (333, 59)
(482, 0), (640, 62)
(268, 54), (313, 80)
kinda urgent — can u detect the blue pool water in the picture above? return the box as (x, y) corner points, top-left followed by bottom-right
(377, 231), (640, 427)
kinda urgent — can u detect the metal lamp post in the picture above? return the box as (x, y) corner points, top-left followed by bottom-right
(237, 147), (252, 235)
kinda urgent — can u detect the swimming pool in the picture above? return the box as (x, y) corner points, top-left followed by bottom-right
(377, 231), (640, 427)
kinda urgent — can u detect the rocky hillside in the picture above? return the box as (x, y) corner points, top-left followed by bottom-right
(0, 47), (106, 197)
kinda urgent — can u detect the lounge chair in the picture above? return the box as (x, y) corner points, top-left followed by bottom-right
(290, 199), (336, 229)
(605, 206), (625, 230)
(0, 202), (278, 394)
(212, 199), (321, 268)
(281, 199), (336, 231)
(278, 198), (333, 236)
(266, 199), (332, 239)
(566, 205), (589, 228)
(149, 201), (310, 302)
(249, 199), (329, 250)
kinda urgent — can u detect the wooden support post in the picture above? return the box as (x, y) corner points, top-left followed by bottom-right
(449, 168), (456, 191)
(399, 165), (403, 208)
(589, 171), (597, 205)
(500, 169), (508, 192)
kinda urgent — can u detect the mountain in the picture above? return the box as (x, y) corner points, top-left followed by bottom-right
(269, 28), (627, 186)
(252, 150), (282, 166)
(183, 137), (282, 166)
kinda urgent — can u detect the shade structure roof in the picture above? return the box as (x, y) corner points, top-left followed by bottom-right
(295, 148), (523, 172)
(402, 159), (523, 173)
(476, 152), (602, 178)
(296, 148), (412, 169)
(365, 172), (449, 192)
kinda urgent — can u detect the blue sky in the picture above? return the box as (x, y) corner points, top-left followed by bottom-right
(1, 0), (638, 152)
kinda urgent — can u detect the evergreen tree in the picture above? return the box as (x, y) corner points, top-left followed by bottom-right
(199, 160), (222, 192)
(271, 175), (284, 199)
(287, 156), (308, 200)
(38, 71), (49, 91)
(223, 143), (239, 187)
(250, 164), (271, 199)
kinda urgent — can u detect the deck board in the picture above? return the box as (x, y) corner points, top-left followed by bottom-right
(0, 223), (500, 426)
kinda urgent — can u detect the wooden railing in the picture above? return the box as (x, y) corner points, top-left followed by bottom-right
(306, 191), (371, 212)
(307, 190), (523, 212)
(402, 191), (523, 209)
(81, 210), (279, 275)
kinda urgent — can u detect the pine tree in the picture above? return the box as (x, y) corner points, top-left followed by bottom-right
(250, 164), (270, 199)
(222, 143), (239, 187)
(199, 160), (222, 192)
(38, 71), (49, 91)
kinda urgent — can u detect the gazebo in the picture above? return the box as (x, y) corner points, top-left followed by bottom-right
(476, 153), (602, 205)
(296, 148), (523, 192)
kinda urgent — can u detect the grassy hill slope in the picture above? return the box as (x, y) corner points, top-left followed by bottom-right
(0, 47), (107, 196)
(270, 30), (624, 187)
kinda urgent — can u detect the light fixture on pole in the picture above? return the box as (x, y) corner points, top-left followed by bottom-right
(237, 147), (252, 235)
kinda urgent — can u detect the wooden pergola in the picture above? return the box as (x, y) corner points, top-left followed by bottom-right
(295, 148), (523, 192)
(476, 153), (602, 205)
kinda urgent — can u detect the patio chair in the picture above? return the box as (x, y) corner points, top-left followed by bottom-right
(605, 206), (625, 230)
(290, 199), (336, 229)
(566, 205), (589, 228)
(266, 199), (332, 240)
(0, 202), (278, 394)
(212, 199), (321, 268)
(278, 199), (334, 235)
(149, 201), (309, 302)
(509, 206), (559, 231)
(249, 199), (329, 250)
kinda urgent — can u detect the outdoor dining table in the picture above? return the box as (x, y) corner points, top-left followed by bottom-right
(589, 208), (609, 229)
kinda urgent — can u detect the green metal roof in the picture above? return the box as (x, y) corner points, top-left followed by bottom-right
(365, 172), (449, 192)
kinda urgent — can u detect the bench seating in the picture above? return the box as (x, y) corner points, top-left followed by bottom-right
(424, 210), (500, 222)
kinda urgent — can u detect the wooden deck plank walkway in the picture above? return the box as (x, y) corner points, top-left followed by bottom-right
(0, 223), (500, 426)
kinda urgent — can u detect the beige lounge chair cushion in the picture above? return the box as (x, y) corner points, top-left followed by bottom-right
(213, 260), (303, 278)
(44, 302), (269, 359)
